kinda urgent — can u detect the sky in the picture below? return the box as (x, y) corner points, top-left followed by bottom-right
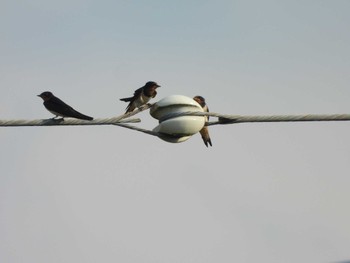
(1, 1), (350, 262)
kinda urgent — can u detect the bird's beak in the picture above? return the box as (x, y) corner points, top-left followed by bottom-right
(37, 95), (41, 97)
(156, 85), (161, 88)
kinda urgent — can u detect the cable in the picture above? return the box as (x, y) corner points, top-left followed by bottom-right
(159, 112), (350, 126)
(1, 104), (349, 140)
(0, 104), (153, 127)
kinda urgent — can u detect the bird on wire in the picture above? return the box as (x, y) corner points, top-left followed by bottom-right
(38, 91), (93, 121)
(120, 81), (160, 113)
(193, 95), (212, 147)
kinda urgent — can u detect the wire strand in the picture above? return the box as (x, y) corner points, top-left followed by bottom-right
(1, 105), (349, 139)
(0, 104), (153, 127)
(159, 112), (350, 126)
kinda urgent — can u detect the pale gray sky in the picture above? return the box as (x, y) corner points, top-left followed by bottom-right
(1, 1), (350, 262)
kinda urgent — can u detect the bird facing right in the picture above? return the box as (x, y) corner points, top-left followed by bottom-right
(193, 95), (212, 147)
(120, 81), (160, 113)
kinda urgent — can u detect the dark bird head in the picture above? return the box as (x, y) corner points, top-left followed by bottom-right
(193, 95), (206, 108)
(143, 81), (160, 97)
(144, 81), (161, 88)
(37, 91), (54, 101)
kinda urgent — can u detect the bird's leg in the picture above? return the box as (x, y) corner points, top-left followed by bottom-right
(50, 116), (64, 122)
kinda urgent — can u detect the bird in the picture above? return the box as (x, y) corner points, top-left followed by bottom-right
(193, 95), (212, 147)
(120, 81), (160, 113)
(38, 91), (93, 120)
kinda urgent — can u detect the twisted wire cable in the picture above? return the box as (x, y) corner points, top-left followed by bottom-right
(1, 105), (349, 139)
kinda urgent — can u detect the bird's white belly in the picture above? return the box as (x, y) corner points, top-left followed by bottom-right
(135, 93), (151, 107)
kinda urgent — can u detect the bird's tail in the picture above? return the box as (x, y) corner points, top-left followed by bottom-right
(205, 138), (212, 147)
(71, 111), (93, 120)
(79, 114), (93, 121)
(120, 97), (133, 102)
(200, 127), (212, 147)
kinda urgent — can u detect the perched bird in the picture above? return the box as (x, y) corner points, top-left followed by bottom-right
(193, 95), (212, 147)
(38, 91), (93, 120)
(120, 81), (160, 113)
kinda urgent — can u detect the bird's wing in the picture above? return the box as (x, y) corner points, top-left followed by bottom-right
(133, 87), (143, 97)
(128, 87), (143, 105)
(203, 105), (209, 121)
(45, 96), (75, 115)
(47, 97), (92, 119)
(120, 87), (143, 102)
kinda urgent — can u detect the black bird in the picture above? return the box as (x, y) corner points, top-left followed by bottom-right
(120, 81), (160, 113)
(193, 95), (212, 147)
(38, 91), (93, 120)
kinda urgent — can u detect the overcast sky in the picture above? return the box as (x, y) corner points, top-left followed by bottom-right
(1, 1), (350, 262)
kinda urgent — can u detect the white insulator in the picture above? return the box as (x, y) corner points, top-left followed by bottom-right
(150, 95), (205, 143)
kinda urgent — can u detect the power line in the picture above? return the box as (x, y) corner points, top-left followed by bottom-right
(159, 112), (350, 126)
(0, 104), (152, 127)
(1, 103), (349, 140)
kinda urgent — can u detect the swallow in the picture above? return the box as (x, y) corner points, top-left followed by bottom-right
(120, 81), (160, 113)
(193, 95), (212, 147)
(38, 91), (93, 120)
